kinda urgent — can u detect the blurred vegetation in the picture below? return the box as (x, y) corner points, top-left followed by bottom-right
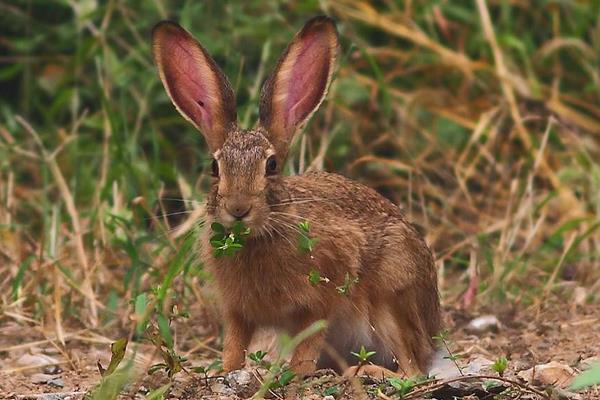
(0, 0), (599, 362)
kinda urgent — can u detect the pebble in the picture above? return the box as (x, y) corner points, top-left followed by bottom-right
(226, 369), (252, 386)
(31, 373), (54, 384)
(463, 356), (494, 375)
(517, 361), (575, 388)
(43, 365), (63, 374)
(16, 353), (59, 368)
(48, 378), (65, 388)
(465, 315), (500, 333)
(210, 382), (235, 396)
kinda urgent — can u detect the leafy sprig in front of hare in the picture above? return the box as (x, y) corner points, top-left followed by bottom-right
(210, 221), (250, 257)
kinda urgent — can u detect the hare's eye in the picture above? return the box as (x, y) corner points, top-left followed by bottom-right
(266, 155), (277, 176)
(211, 159), (219, 177)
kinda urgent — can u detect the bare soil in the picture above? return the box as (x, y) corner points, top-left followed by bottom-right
(1, 301), (599, 399)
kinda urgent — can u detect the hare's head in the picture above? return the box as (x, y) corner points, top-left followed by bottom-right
(152, 17), (338, 233)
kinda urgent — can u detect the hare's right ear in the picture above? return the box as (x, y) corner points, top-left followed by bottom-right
(152, 21), (236, 152)
(259, 16), (338, 161)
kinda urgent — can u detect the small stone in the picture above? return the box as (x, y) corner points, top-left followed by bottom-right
(43, 364), (62, 374)
(48, 378), (65, 388)
(17, 353), (59, 368)
(517, 361), (575, 388)
(429, 349), (463, 379)
(211, 382), (235, 395)
(226, 369), (252, 386)
(464, 356), (494, 375)
(225, 368), (260, 398)
(323, 396), (335, 400)
(465, 315), (500, 334)
(31, 373), (53, 384)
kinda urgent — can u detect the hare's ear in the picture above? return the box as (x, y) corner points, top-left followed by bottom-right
(152, 21), (236, 152)
(259, 16), (338, 160)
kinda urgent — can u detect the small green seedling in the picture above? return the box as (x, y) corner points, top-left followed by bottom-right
(433, 330), (464, 376)
(249, 350), (268, 363)
(322, 385), (339, 396)
(191, 360), (223, 376)
(147, 330), (185, 378)
(492, 356), (508, 376)
(387, 377), (416, 397)
(336, 272), (359, 295)
(210, 221), (251, 257)
(351, 345), (376, 363)
(275, 368), (296, 388)
(298, 220), (319, 253)
(248, 350), (271, 368)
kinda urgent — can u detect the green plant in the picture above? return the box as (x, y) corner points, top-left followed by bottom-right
(492, 356), (508, 376)
(351, 345), (377, 363)
(191, 359), (223, 380)
(432, 330), (464, 376)
(253, 320), (327, 398)
(571, 362), (600, 390)
(322, 385), (340, 396)
(210, 221), (251, 257)
(308, 269), (330, 286)
(387, 377), (416, 398)
(298, 220), (319, 253)
(336, 272), (359, 296)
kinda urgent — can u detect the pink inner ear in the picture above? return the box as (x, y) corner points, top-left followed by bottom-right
(161, 35), (213, 130)
(284, 32), (330, 129)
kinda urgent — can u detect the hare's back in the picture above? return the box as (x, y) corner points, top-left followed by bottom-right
(287, 171), (405, 222)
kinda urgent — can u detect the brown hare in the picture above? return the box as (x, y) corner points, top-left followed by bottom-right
(152, 16), (441, 378)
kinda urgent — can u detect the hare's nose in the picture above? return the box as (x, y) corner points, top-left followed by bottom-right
(225, 201), (252, 220)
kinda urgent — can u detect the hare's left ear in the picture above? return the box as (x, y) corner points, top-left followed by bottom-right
(259, 16), (338, 161)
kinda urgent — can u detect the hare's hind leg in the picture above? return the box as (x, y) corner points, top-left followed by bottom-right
(341, 299), (424, 378)
(375, 223), (441, 376)
(390, 289), (437, 375)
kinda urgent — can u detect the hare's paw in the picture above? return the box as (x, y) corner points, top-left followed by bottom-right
(343, 364), (401, 380)
(289, 358), (318, 377)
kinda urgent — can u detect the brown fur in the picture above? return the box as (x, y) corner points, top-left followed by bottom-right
(152, 16), (441, 377)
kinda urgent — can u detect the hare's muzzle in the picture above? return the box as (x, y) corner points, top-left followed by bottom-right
(224, 199), (252, 220)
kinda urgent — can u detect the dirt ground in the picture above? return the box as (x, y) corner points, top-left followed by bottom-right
(1, 301), (599, 399)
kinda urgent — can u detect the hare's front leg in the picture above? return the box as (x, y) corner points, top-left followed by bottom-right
(289, 315), (327, 376)
(222, 312), (255, 372)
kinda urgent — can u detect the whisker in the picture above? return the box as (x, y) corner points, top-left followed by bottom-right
(147, 210), (195, 220)
(159, 197), (204, 205)
(267, 217), (297, 249)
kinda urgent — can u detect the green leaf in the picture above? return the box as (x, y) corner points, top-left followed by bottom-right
(157, 313), (173, 349)
(492, 356), (508, 376)
(134, 293), (148, 334)
(277, 369), (296, 387)
(308, 270), (320, 285)
(211, 222), (225, 234)
(323, 385), (340, 396)
(387, 376), (416, 396)
(249, 350), (268, 363)
(351, 345), (376, 362)
(98, 338), (128, 377)
(571, 362), (600, 390)
(145, 384), (171, 400)
(148, 363), (168, 375)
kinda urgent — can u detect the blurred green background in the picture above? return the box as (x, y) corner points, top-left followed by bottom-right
(1, 0), (599, 329)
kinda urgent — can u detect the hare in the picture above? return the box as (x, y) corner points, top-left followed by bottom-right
(152, 16), (441, 378)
